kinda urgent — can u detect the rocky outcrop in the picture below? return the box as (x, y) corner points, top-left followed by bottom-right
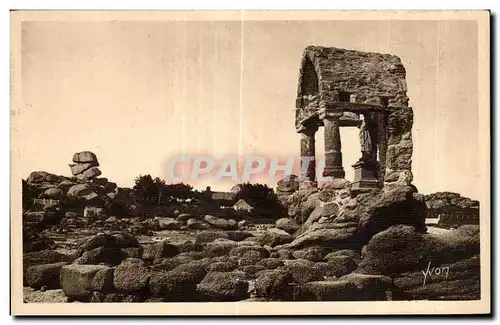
(229, 245), (269, 259)
(288, 228), (358, 250)
(314, 257), (358, 278)
(255, 229), (294, 247)
(202, 240), (240, 258)
(324, 249), (361, 264)
(254, 269), (293, 300)
(424, 192), (480, 228)
(204, 215), (237, 230)
(20, 148), (481, 304)
(23, 229), (54, 253)
(60, 264), (110, 301)
(424, 192), (480, 210)
(43, 188), (63, 199)
(393, 255), (480, 300)
(286, 184), (319, 224)
(77, 233), (139, 256)
(354, 185), (427, 237)
(293, 272), (392, 301)
(198, 272), (249, 301)
(77, 246), (128, 266)
(23, 250), (74, 283)
(76, 167), (102, 181)
(142, 241), (179, 261)
(113, 258), (151, 294)
(286, 184), (426, 251)
(293, 280), (361, 301)
(149, 268), (201, 301)
(275, 218), (299, 234)
(339, 273), (393, 300)
(27, 171), (64, 185)
(21, 210), (480, 303)
(67, 184), (94, 199)
(25, 262), (69, 289)
(90, 267), (115, 292)
(22, 151), (122, 229)
(357, 225), (479, 275)
(195, 231), (230, 245)
(356, 225), (480, 300)
(283, 259), (323, 284)
(209, 261), (238, 272)
(69, 163), (96, 176)
(291, 246), (329, 262)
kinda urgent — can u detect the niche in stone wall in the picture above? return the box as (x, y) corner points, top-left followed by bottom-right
(301, 58), (318, 97)
(338, 91), (351, 102)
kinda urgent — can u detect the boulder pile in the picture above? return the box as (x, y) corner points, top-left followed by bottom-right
(22, 151), (120, 232)
(21, 152), (481, 303)
(22, 221), (480, 302)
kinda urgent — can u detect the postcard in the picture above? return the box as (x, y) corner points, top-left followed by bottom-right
(10, 10), (491, 315)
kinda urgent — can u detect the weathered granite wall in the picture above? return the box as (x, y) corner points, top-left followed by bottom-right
(384, 106), (414, 187)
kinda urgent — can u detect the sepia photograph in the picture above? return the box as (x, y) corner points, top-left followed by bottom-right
(10, 10), (490, 315)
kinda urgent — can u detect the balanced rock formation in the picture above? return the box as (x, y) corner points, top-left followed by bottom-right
(69, 151), (101, 181)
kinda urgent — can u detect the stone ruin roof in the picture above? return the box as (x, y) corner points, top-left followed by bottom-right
(296, 46), (410, 128)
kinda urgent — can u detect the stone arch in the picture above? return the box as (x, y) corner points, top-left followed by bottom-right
(300, 56), (319, 96)
(296, 49), (325, 108)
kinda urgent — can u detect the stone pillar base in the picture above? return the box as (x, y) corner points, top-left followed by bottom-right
(323, 166), (346, 178)
(351, 161), (381, 190)
(351, 179), (381, 191)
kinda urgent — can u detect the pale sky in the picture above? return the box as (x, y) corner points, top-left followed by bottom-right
(18, 19), (480, 199)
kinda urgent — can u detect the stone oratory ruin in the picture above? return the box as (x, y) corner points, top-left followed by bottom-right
(295, 46), (414, 190)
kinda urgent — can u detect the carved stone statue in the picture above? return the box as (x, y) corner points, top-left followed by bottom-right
(352, 116), (380, 190)
(357, 118), (377, 163)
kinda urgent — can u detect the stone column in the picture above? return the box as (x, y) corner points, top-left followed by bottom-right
(323, 116), (345, 178)
(299, 126), (318, 182)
